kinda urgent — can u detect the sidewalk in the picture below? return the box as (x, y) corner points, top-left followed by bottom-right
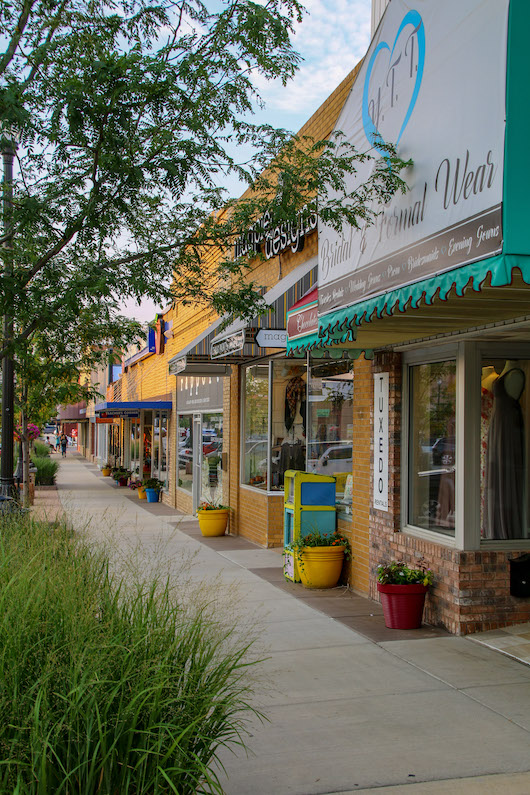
(36, 455), (530, 794)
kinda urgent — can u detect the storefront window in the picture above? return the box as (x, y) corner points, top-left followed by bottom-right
(151, 410), (169, 489)
(307, 358), (353, 512)
(178, 414), (193, 492)
(409, 361), (456, 536)
(243, 361), (308, 491)
(130, 420), (140, 475)
(481, 357), (530, 540)
(143, 412), (152, 476)
(243, 365), (269, 488)
(270, 361), (307, 491)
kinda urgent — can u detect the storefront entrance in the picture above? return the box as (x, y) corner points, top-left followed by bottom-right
(179, 411), (224, 512)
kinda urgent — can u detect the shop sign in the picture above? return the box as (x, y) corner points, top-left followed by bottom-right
(287, 301), (318, 340)
(210, 329), (246, 359)
(169, 357), (186, 375)
(99, 410), (139, 418)
(234, 204), (318, 261)
(177, 375), (224, 411)
(255, 328), (287, 348)
(319, 0), (507, 316)
(373, 373), (389, 511)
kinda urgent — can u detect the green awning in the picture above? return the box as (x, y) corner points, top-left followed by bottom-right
(318, 253), (530, 343)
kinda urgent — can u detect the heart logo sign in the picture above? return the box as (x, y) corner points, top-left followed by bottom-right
(362, 10), (425, 158)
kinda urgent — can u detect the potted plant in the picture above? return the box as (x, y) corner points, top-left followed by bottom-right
(114, 468), (131, 487)
(285, 530), (352, 589)
(143, 477), (164, 503)
(376, 560), (434, 629)
(127, 479), (145, 499)
(101, 463), (111, 477)
(197, 500), (230, 537)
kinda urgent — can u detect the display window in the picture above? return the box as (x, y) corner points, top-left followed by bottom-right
(307, 357), (353, 512)
(152, 410), (169, 489)
(243, 364), (269, 488)
(408, 361), (456, 536)
(480, 357), (530, 540)
(243, 360), (308, 491)
(130, 420), (140, 475)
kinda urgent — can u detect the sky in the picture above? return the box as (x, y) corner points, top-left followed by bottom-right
(122, 0), (373, 324)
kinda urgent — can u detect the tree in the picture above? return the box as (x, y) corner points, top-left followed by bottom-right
(0, 0), (409, 347)
(14, 313), (141, 503)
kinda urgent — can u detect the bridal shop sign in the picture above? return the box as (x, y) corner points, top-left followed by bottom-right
(319, 0), (508, 316)
(373, 373), (389, 511)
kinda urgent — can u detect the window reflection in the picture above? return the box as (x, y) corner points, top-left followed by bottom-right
(409, 361), (456, 535)
(307, 358), (353, 512)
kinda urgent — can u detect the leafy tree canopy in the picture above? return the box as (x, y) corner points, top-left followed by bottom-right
(0, 0), (410, 352)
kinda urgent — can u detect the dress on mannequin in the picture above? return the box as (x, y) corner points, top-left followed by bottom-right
(480, 366), (498, 533)
(484, 363), (526, 539)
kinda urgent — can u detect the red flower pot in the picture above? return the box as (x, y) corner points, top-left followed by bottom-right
(377, 583), (429, 629)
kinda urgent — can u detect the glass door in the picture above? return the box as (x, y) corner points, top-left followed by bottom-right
(192, 414), (202, 513)
(201, 412), (223, 506)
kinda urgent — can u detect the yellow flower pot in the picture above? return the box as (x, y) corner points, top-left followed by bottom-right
(197, 509), (229, 537)
(102, 467), (111, 477)
(297, 545), (345, 589)
(138, 486), (146, 500)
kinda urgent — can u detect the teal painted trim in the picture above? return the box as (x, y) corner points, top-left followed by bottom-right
(503, 0), (530, 254)
(286, 331), (320, 355)
(319, 253), (530, 336)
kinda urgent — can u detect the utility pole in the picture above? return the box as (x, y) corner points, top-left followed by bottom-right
(0, 127), (18, 498)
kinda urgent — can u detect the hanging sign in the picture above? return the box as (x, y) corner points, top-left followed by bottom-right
(373, 372), (389, 511)
(255, 328), (287, 348)
(319, 0), (508, 316)
(210, 329), (246, 359)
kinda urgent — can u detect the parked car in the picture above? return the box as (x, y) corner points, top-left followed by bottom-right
(312, 444), (353, 476)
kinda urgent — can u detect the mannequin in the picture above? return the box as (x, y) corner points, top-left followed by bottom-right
(499, 360), (525, 400)
(481, 365), (498, 392)
(484, 359), (526, 539)
(480, 366), (497, 533)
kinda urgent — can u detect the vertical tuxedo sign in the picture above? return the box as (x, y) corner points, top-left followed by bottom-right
(374, 373), (389, 511)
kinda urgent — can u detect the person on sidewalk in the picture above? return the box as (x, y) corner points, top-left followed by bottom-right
(60, 432), (68, 457)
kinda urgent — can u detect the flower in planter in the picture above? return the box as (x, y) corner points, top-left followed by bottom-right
(376, 559), (433, 587)
(286, 530), (352, 559)
(198, 499), (230, 511)
(285, 530), (352, 577)
(142, 477), (164, 492)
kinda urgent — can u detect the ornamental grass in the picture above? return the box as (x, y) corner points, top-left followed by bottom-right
(0, 514), (261, 793)
(32, 455), (59, 485)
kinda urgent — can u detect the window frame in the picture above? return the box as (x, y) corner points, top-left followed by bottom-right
(402, 344), (459, 548)
(403, 339), (530, 550)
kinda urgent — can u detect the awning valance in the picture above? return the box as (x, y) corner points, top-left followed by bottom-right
(95, 401), (172, 418)
(316, 254), (530, 351)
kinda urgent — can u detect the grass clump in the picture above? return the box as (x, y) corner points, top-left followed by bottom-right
(32, 455), (59, 485)
(0, 515), (261, 793)
(33, 441), (51, 458)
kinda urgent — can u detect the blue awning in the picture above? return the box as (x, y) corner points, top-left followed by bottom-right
(95, 401), (172, 418)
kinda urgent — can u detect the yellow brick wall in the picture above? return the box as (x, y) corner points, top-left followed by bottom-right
(348, 354), (373, 594)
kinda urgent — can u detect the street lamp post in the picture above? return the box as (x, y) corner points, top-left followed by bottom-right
(0, 128), (17, 498)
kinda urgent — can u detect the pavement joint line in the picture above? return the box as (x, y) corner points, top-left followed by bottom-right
(375, 643), (530, 732)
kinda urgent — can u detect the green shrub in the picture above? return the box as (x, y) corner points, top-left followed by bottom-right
(32, 455), (59, 485)
(33, 440), (51, 457)
(0, 515), (260, 793)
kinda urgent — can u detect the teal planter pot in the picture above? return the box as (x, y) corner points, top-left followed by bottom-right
(145, 488), (159, 503)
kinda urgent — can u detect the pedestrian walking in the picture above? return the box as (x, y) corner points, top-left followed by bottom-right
(55, 431), (61, 452)
(60, 432), (68, 457)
